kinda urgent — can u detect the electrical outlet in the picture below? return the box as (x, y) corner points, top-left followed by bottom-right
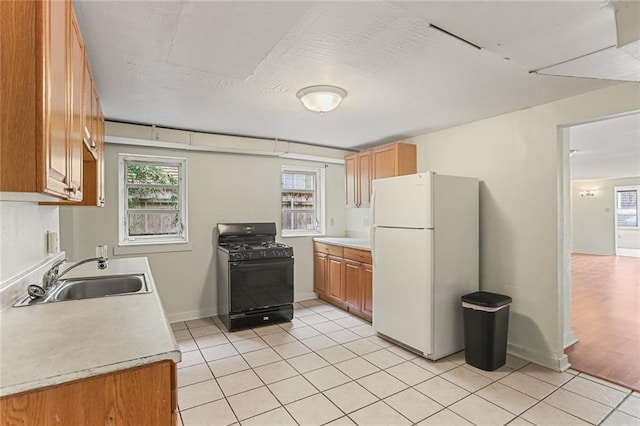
(363, 217), (370, 227)
(47, 231), (59, 254)
(330, 217), (335, 226)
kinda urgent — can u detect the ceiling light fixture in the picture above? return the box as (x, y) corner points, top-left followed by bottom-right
(296, 85), (347, 113)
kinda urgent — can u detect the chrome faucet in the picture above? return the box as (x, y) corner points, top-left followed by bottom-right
(28, 247), (109, 298)
(42, 256), (109, 291)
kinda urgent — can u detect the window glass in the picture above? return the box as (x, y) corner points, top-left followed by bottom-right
(281, 167), (324, 236)
(616, 189), (638, 227)
(119, 155), (187, 245)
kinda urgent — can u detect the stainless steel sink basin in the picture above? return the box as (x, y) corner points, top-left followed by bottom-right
(52, 274), (149, 301)
(14, 274), (150, 307)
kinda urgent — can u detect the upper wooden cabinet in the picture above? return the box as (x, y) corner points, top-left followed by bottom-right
(371, 142), (417, 180)
(75, 70), (105, 206)
(67, 12), (85, 201)
(345, 142), (415, 208)
(345, 151), (372, 208)
(0, 0), (103, 203)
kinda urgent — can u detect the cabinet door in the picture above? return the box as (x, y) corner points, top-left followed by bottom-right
(345, 153), (358, 207)
(95, 96), (105, 206)
(0, 361), (175, 425)
(67, 13), (84, 201)
(82, 60), (94, 154)
(344, 260), (363, 312)
(41, 0), (70, 197)
(372, 144), (397, 180)
(313, 252), (327, 295)
(326, 256), (345, 303)
(357, 151), (372, 208)
(362, 263), (373, 320)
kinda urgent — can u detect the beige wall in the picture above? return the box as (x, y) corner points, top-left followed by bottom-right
(409, 83), (640, 369)
(572, 177), (640, 255)
(60, 142), (347, 322)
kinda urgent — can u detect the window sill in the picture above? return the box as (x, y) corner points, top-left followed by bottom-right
(282, 233), (325, 238)
(113, 242), (192, 256)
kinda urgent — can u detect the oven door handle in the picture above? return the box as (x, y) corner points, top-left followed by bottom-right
(230, 259), (293, 269)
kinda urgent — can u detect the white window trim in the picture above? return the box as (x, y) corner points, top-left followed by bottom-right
(118, 153), (189, 246)
(281, 165), (326, 237)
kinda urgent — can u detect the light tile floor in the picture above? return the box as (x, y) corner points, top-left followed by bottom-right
(172, 299), (640, 426)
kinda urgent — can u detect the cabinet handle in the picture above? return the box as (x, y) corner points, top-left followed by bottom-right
(65, 186), (77, 195)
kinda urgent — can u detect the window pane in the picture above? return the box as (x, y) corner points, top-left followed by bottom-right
(128, 211), (180, 236)
(128, 187), (178, 209)
(281, 168), (321, 234)
(120, 154), (187, 244)
(617, 190), (638, 227)
(127, 162), (179, 185)
(281, 211), (315, 231)
(282, 172), (315, 190)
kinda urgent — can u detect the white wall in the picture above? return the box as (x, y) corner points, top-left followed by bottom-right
(409, 83), (640, 370)
(346, 207), (370, 239)
(0, 202), (59, 283)
(572, 177), (640, 255)
(60, 142), (347, 322)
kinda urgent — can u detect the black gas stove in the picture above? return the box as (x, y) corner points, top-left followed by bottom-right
(216, 223), (294, 331)
(219, 241), (294, 261)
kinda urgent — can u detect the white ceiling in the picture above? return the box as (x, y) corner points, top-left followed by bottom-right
(570, 113), (640, 180)
(73, 1), (634, 149)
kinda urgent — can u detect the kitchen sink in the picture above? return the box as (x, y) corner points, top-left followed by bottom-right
(14, 274), (150, 307)
(52, 274), (149, 301)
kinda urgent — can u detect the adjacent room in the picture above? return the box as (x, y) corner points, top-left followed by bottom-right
(565, 113), (640, 392)
(1, 1), (639, 425)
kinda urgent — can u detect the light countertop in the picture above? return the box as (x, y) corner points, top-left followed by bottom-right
(314, 237), (371, 251)
(0, 257), (180, 397)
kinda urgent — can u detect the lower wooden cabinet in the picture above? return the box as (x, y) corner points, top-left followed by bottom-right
(0, 361), (177, 426)
(313, 242), (372, 321)
(345, 260), (363, 312)
(362, 263), (373, 319)
(326, 255), (346, 308)
(313, 251), (327, 295)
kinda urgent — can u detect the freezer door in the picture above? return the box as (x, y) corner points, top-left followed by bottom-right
(372, 227), (433, 355)
(371, 172), (433, 229)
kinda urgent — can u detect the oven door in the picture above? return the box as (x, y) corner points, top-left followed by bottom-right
(229, 258), (294, 313)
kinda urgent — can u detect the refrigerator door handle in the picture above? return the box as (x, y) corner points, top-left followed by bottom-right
(370, 185), (376, 226)
(371, 228), (376, 265)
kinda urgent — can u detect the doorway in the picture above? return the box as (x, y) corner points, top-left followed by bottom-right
(559, 112), (640, 391)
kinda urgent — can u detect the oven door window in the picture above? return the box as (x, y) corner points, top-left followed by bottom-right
(229, 259), (294, 313)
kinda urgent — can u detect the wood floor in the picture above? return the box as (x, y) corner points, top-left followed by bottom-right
(565, 253), (640, 392)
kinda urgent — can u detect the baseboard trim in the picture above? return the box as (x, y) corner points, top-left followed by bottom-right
(295, 292), (318, 302)
(617, 248), (640, 257)
(167, 307), (218, 323)
(571, 249), (615, 256)
(564, 330), (579, 349)
(507, 342), (570, 372)
(166, 294), (318, 323)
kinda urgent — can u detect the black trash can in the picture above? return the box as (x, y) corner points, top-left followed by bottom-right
(461, 291), (512, 371)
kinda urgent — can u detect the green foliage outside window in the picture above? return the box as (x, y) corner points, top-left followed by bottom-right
(127, 164), (179, 210)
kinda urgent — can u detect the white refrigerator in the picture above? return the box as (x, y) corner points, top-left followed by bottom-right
(371, 172), (479, 360)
